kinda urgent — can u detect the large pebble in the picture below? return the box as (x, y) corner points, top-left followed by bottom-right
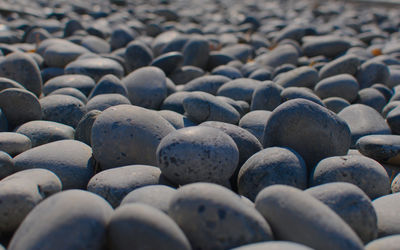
(43, 41), (89, 68)
(311, 155), (390, 199)
(280, 87), (325, 106)
(15, 120), (74, 148)
(122, 66), (167, 109)
(182, 37), (210, 69)
(40, 94), (86, 128)
(319, 54), (360, 80)
(151, 51), (183, 75)
(314, 74), (359, 102)
(238, 147), (307, 201)
(255, 44), (298, 68)
(108, 203), (191, 250)
(182, 91), (241, 124)
(263, 99), (351, 169)
(0, 88), (42, 129)
(217, 78), (259, 103)
(168, 183), (273, 249)
(124, 41), (153, 73)
(87, 165), (171, 208)
(0, 132), (31, 156)
(0, 169), (61, 237)
(356, 134), (400, 165)
(91, 105), (175, 169)
(0, 77), (24, 92)
(338, 104), (391, 146)
(250, 81), (282, 111)
(49, 87), (88, 104)
(306, 182), (378, 243)
(13, 140), (94, 189)
(323, 97), (351, 113)
(302, 36), (351, 58)
(65, 57), (124, 82)
(88, 74), (128, 99)
(365, 235), (400, 250)
(372, 192), (400, 236)
(157, 126), (239, 185)
(392, 173), (400, 193)
(239, 110), (272, 143)
(0, 52), (42, 96)
(0, 151), (13, 179)
(8, 190), (113, 250)
(255, 185), (364, 250)
(357, 88), (387, 112)
(274, 66), (319, 88)
(386, 105), (400, 135)
(169, 65), (205, 85)
(158, 110), (196, 129)
(120, 185), (176, 213)
(43, 74), (95, 96)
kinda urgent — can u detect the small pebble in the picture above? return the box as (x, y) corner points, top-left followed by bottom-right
(0, 132), (31, 156)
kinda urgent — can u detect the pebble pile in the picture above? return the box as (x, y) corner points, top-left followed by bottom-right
(0, 0), (400, 249)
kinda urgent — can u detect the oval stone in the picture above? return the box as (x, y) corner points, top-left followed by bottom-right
(43, 74), (95, 96)
(65, 58), (124, 82)
(372, 193), (400, 236)
(0, 132), (31, 156)
(365, 235), (400, 250)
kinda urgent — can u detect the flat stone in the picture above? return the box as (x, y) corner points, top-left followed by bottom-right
(182, 75), (230, 95)
(314, 74), (359, 102)
(49, 87), (88, 104)
(255, 44), (298, 69)
(302, 36), (351, 58)
(43, 41), (89, 68)
(239, 110), (272, 143)
(319, 54), (360, 80)
(43, 74), (95, 96)
(217, 78), (260, 103)
(356, 135), (400, 165)
(274, 66), (319, 88)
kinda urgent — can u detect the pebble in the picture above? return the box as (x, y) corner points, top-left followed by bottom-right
(49, 87), (88, 104)
(392, 173), (400, 193)
(217, 78), (259, 103)
(322, 97), (351, 113)
(85, 94), (131, 112)
(338, 104), (391, 146)
(0, 132), (31, 156)
(0, 88), (42, 129)
(64, 57), (124, 82)
(371, 83), (393, 102)
(231, 241), (314, 250)
(386, 105), (400, 135)
(365, 235), (400, 250)
(108, 203), (191, 250)
(305, 182), (378, 243)
(8, 190), (113, 250)
(356, 134), (400, 165)
(372, 192), (400, 237)
(0, 52), (42, 96)
(314, 74), (359, 102)
(0, 77), (25, 92)
(356, 88), (387, 112)
(40, 94), (86, 128)
(88, 74), (128, 99)
(212, 65), (243, 79)
(0, 169), (62, 237)
(110, 25), (136, 51)
(263, 99), (351, 169)
(255, 185), (364, 250)
(169, 65), (205, 85)
(87, 165), (171, 208)
(356, 60), (390, 89)
(0, 151), (13, 179)
(302, 36), (351, 58)
(168, 182), (273, 249)
(280, 87), (325, 106)
(122, 66), (167, 109)
(220, 44), (253, 63)
(239, 110), (272, 143)
(120, 184), (176, 213)
(249, 68), (272, 81)
(151, 51), (183, 75)
(157, 126), (239, 185)
(91, 105), (175, 169)
(124, 41), (153, 73)
(250, 81), (282, 111)
(160, 91), (188, 114)
(182, 75), (231, 95)
(43, 41), (89, 68)
(158, 110), (196, 129)
(182, 37), (210, 69)
(182, 91), (241, 124)
(238, 147), (307, 201)
(80, 35), (110, 54)
(42, 74), (95, 96)
(13, 140), (94, 189)
(74, 110), (101, 146)
(311, 155), (390, 199)
(274, 66), (319, 88)
(255, 44), (298, 68)
(318, 54), (360, 80)
(0, 109), (7, 132)
(15, 120), (74, 148)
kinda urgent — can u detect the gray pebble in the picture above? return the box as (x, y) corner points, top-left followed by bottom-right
(0, 151), (13, 179)
(183, 91), (241, 124)
(0, 109), (7, 132)
(238, 147), (307, 201)
(0, 88), (42, 128)
(357, 88), (387, 112)
(386, 105), (400, 135)
(306, 182), (378, 243)
(0, 52), (42, 96)
(322, 97), (351, 113)
(182, 75), (231, 95)
(74, 110), (101, 146)
(120, 185), (176, 213)
(231, 241), (314, 250)
(43, 41), (89, 68)
(65, 57), (124, 82)
(108, 203), (191, 250)
(81, 36), (110, 54)
(220, 44), (253, 63)
(122, 66), (167, 109)
(0, 77), (25, 92)
(357, 60), (390, 89)
(264, 98), (351, 169)
(311, 155), (390, 199)
(239, 110), (271, 143)
(124, 41), (153, 73)
(302, 36), (351, 58)
(87, 165), (171, 208)
(40, 94), (86, 128)
(14, 140), (94, 189)
(365, 235), (400, 250)
(255, 44), (298, 68)
(158, 110), (196, 129)
(0, 132), (31, 156)
(217, 78), (259, 103)
(382, 101), (400, 118)
(212, 65), (243, 79)
(86, 94), (130, 112)
(274, 66), (319, 88)
(356, 134), (400, 165)
(371, 83), (393, 102)
(160, 91), (189, 114)
(49, 87), (88, 104)
(15, 120), (74, 148)
(280, 87), (325, 106)
(8, 190), (113, 250)
(168, 182), (273, 249)
(319, 54), (360, 80)
(314, 74), (359, 102)
(88, 74), (128, 99)
(255, 185), (364, 250)
(157, 126), (239, 185)
(338, 104), (391, 146)
(251, 81), (282, 111)
(91, 105), (175, 169)
(392, 173), (400, 193)
(151, 51), (183, 75)
(110, 25), (136, 51)
(169, 65), (205, 85)
(249, 68), (272, 81)
(372, 192), (400, 237)
(43, 74), (95, 96)
(0, 169), (62, 236)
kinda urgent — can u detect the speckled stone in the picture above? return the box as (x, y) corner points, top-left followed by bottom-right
(274, 66), (319, 88)
(356, 135), (400, 165)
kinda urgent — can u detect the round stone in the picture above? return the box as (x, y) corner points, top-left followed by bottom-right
(372, 193), (400, 237)
(231, 241), (314, 250)
(0, 151), (14, 179)
(392, 173), (400, 193)
(357, 88), (387, 112)
(151, 51), (183, 75)
(366, 235), (400, 250)
(49, 87), (88, 104)
(217, 78), (259, 103)
(91, 105), (175, 169)
(182, 37), (210, 69)
(182, 75), (231, 95)
(356, 135), (400, 165)
(239, 110), (272, 143)
(124, 41), (153, 73)
(0, 132), (31, 156)
(311, 155), (390, 199)
(322, 97), (351, 113)
(86, 94), (131, 112)
(43, 41), (89, 68)
(0, 77), (25, 92)
(255, 44), (298, 68)
(158, 110), (196, 129)
(314, 74), (359, 102)
(238, 147), (307, 201)
(263, 99), (351, 169)
(157, 126), (239, 185)
(250, 81), (282, 111)
(319, 54), (360, 80)
(274, 66), (319, 88)
(65, 58), (124, 82)
(74, 110), (101, 146)
(280, 87), (325, 106)
(168, 182), (273, 250)
(43, 74), (95, 96)
(88, 74), (128, 99)
(8, 190), (113, 250)
(357, 60), (390, 89)
(302, 36), (351, 58)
